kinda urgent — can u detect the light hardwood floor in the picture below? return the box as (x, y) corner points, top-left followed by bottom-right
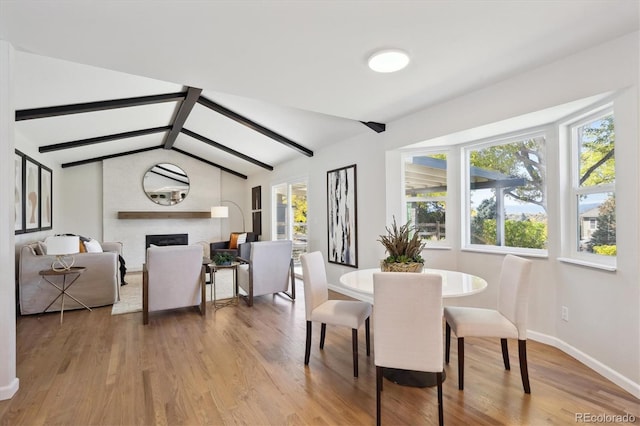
(1, 280), (638, 425)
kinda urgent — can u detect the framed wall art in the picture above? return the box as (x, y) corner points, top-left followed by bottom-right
(252, 211), (262, 236)
(14, 150), (24, 234)
(24, 157), (40, 232)
(40, 165), (53, 230)
(326, 164), (358, 267)
(252, 185), (261, 210)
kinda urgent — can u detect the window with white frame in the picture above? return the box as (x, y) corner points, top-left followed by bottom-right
(403, 152), (448, 242)
(465, 133), (547, 253)
(570, 108), (616, 258)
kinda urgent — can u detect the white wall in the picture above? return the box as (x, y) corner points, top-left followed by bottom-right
(0, 40), (19, 401)
(249, 32), (640, 396)
(103, 149), (225, 270)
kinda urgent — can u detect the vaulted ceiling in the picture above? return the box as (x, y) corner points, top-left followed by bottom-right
(2, 1), (637, 179)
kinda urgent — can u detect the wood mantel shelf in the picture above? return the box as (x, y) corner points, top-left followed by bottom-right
(117, 211), (212, 219)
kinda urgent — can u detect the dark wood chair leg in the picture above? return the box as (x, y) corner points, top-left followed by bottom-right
(352, 328), (359, 377)
(458, 337), (464, 390)
(436, 371), (444, 426)
(501, 338), (511, 370)
(445, 322), (451, 364)
(304, 321), (312, 365)
(319, 323), (326, 349)
(376, 366), (383, 426)
(519, 339), (531, 394)
(365, 317), (371, 356)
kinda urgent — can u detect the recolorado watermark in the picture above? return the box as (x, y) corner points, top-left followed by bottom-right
(576, 413), (636, 423)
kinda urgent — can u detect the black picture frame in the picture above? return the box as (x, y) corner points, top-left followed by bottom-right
(327, 164), (358, 268)
(14, 150), (25, 234)
(24, 157), (40, 232)
(40, 165), (53, 230)
(252, 185), (261, 210)
(252, 211), (262, 236)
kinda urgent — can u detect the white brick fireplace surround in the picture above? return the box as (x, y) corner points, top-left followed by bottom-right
(103, 150), (225, 271)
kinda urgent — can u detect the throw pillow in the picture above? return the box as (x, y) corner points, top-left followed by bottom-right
(34, 242), (46, 256)
(228, 233), (240, 249)
(236, 233), (247, 245)
(84, 238), (103, 253)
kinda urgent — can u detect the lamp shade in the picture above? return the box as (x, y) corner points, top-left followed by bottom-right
(211, 206), (229, 218)
(45, 235), (80, 255)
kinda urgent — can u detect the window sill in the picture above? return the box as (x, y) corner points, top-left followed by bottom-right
(557, 257), (616, 272)
(462, 245), (548, 258)
(424, 245), (453, 251)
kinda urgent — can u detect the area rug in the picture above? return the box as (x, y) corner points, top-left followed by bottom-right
(111, 269), (236, 315)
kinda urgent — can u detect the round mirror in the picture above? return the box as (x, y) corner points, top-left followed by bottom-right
(143, 163), (190, 206)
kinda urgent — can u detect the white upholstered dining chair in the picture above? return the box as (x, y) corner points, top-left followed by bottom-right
(300, 251), (371, 377)
(373, 271), (444, 426)
(143, 244), (206, 325)
(443, 254), (533, 393)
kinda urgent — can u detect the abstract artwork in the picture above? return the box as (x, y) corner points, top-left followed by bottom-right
(327, 164), (358, 267)
(40, 165), (53, 230)
(15, 151), (24, 233)
(25, 158), (40, 231)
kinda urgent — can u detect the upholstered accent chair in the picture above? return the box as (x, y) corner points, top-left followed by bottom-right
(210, 232), (259, 258)
(236, 240), (295, 307)
(142, 244), (206, 324)
(373, 271), (444, 426)
(300, 251), (371, 377)
(443, 254), (533, 393)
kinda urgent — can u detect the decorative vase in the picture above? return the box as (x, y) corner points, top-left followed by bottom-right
(380, 260), (424, 273)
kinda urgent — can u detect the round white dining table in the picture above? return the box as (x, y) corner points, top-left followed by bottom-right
(339, 267), (488, 388)
(339, 267), (488, 298)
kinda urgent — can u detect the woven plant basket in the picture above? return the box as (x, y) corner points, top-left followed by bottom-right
(380, 260), (424, 273)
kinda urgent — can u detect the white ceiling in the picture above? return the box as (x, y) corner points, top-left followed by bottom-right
(2, 0), (638, 178)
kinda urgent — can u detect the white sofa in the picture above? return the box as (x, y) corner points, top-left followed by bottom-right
(18, 240), (122, 315)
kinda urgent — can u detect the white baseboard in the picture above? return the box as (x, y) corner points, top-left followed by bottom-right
(528, 331), (640, 399)
(0, 377), (19, 401)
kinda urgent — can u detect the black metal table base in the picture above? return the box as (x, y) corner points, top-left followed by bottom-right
(383, 368), (446, 388)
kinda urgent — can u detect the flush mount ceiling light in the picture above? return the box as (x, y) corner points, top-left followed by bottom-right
(368, 49), (410, 73)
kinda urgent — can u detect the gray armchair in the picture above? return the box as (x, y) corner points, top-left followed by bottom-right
(236, 240), (295, 307)
(143, 244), (206, 324)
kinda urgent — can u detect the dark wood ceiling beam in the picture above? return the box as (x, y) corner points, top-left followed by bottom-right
(181, 128), (273, 171)
(163, 87), (202, 149)
(171, 147), (247, 179)
(61, 146), (162, 168)
(197, 95), (313, 157)
(39, 126), (172, 153)
(16, 92), (187, 121)
(361, 121), (386, 133)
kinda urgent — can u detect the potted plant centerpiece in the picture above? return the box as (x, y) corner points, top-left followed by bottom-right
(212, 252), (234, 266)
(378, 216), (426, 273)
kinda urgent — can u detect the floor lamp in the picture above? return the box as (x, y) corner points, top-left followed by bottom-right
(211, 200), (245, 232)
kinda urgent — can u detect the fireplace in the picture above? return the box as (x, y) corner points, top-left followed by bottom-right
(145, 233), (188, 249)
